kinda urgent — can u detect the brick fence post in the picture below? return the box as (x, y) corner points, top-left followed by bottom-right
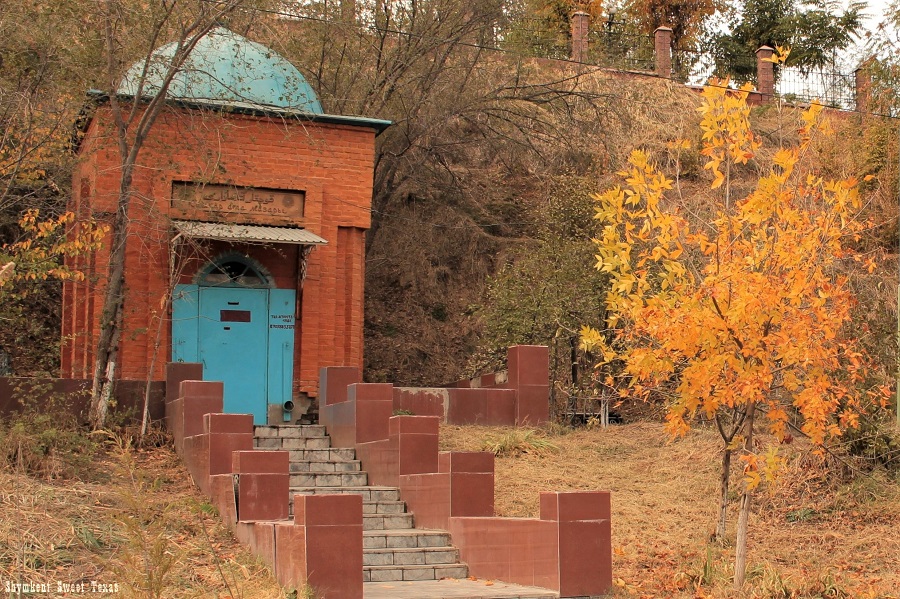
(756, 46), (775, 103)
(570, 11), (589, 62)
(855, 59), (873, 113)
(654, 27), (672, 78)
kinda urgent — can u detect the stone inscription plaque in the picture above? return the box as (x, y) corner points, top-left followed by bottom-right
(171, 182), (305, 225)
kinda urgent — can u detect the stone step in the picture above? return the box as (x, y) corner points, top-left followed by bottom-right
(363, 500), (407, 515)
(288, 448), (356, 462)
(363, 513), (414, 531)
(254, 424), (327, 438)
(250, 427), (483, 590)
(255, 436), (331, 450)
(289, 486), (402, 502)
(290, 460), (362, 473)
(290, 472), (368, 487)
(364, 547), (460, 567)
(362, 579), (560, 599)
(289, 499), (406, 517)
(288, 496), (406, 517)
(363, 564), (469, 583)
(363, 529), (452, 550)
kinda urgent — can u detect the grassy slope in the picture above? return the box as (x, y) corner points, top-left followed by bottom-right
(441, 422), (900, 599)
(0, 440), (285, 599)
(3, 420), (897, 598)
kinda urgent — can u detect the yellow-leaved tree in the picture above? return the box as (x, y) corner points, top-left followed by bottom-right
(0, 210), (106, 291)
(581, 82), (890, 587)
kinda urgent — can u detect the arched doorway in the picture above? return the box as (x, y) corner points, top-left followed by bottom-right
(172, 253), (296, 424)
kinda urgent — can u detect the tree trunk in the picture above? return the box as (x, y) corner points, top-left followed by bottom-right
(141, 292), (172, 440)
(89, 180), (131, 429)
(734, 487), (752, 587)
(715, 447), (732, 543)
(733, 401), (756, 588)
(88, 4), (236, 429)
(570, 334), (578, 388)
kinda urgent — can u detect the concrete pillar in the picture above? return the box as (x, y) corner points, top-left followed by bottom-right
(756, 46), (775, 103)
(507, 345), (550, 425)
(570, 11), (590, 62)
(276, 494), (363, 598)
(165, 361), (202, 432)
(232, 450), (289, 522)
(654, 27), (673, 78)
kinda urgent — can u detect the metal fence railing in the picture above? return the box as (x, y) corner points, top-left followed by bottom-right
(672, 50), (714, 85)
(672, 49), (760, 86)
(775, 67), (856, 109)
(585, 30), (654, 71)
(499, 18), (570, 61)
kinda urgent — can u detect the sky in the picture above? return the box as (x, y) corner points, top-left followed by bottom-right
(851, 0), (896, 61)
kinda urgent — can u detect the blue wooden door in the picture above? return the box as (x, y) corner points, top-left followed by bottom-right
(267, 289), (296, 417)
(172, 282), (296, 424)
(198, 287), (269, 423)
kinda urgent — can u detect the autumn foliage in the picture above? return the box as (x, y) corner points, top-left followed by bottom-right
(581, 81), (890, 584)
(585, 81), (887, 455)
(0, 210), (106, 291)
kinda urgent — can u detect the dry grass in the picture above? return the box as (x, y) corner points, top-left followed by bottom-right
(441, 422), (900, 599)
(4, 419), (896, 598)
(0, 436), (287, 598)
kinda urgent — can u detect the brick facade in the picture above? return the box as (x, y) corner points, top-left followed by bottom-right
(62, 103), (381, 405)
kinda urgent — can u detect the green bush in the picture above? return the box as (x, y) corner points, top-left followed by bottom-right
(0, 408), (97, 480)
(843, 416), (900, 474)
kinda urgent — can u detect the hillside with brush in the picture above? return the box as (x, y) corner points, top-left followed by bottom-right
(351, 65), (899, 399)
(1, 3), (897, 400)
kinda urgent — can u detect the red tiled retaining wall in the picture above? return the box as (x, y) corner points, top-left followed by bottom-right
(447, 491), (613, 597)
(319, 348), (613, 598)
(169, 373), (363, 598)
(325, 345), (550, 427)
(0, 376), (164, 422)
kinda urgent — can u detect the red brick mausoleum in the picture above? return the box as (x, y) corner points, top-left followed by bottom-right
(62, 28), (390, 423)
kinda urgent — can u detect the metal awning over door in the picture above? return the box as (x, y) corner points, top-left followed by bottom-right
(172, 220), (328, 245)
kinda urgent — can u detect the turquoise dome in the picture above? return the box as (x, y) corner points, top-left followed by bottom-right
(118, 27), (323, 113)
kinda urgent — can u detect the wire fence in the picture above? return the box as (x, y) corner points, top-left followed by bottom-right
(672, 48), (859, 108)
(672, 49), (759, 86)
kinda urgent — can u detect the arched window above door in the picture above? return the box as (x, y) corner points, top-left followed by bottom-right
(195, 253), (273, 288)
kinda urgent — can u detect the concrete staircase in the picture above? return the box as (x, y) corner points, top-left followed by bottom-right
(254, 424), (469, 583)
